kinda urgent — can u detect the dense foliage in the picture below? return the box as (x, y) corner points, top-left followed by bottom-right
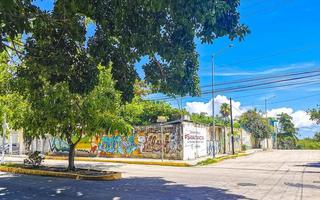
(1, 0), (249, 102)
(239, 109), (272, 147)
(1, 0), (249, 170)
(297, 138), (320, 150)
(19, 64), (130, 170)
(0, 53), (28, 132)
(308, 106), (320, 124)
(123, 97), (186, 126)
(276, 113), (297, 149)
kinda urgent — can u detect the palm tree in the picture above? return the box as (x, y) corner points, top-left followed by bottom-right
(220, 103), (230, 154)
(220, 103), (230, 119)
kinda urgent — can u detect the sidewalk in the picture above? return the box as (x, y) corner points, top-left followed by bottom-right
(4, 149), (263, 167)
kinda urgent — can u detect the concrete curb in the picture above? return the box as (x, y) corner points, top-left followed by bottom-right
(196, 153), (249, 166)
(45, 156), (192, 167)
(0, 165), (122, 181)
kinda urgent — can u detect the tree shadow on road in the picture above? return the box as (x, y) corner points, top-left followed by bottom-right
(284, 182), (320, 190)
(0, 173), (254, 200)
(295, 162), (320, 168)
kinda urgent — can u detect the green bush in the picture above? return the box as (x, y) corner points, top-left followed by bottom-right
(297, 139), (320, 150)
(241, 144), (247, 151)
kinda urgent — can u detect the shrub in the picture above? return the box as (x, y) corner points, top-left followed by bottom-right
(241, 144), (247, 151)
(24, 151), (44, 167)
(296, 139), (320, 150)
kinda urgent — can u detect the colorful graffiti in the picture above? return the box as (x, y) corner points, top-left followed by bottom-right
(48, 124), (183, 159)
(98, 131), (138, 155)
(97, 125), (183, 159)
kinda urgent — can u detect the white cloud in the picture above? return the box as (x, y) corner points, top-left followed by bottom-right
(185, 95), (246, 118)
(267, 108), (316, 129)
(185, 97), (319, 138)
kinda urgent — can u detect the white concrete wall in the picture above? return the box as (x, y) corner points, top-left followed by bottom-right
(241, 129), (253, 149)
(260, 138), (273, 149)
(182, 122), (208, 160)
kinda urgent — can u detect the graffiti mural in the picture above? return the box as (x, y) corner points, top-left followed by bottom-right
(49, 137), (69, 152)
(136, 125), (183, 159)
(97, 124), (183, 159)
(47, 124), (183, 159)
(98, 131), (140, 157)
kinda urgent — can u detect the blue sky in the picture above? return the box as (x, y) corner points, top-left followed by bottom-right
(34, 0), (320, 138)
(190, 0), (320, 138)
(182, 0), (320, 109)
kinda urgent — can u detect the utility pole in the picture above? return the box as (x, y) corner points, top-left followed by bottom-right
(229, 98), (235, 155)
(211, 54), (216, 158)
(264, 99), (269, 149)
(211, 44), (233, 158)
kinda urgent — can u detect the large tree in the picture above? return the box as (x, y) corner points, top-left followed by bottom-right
(2, 0), (249, 101)
(2, 1), (249, 169)
(239, 109), (272, 147)
(277, 113), (297, 149)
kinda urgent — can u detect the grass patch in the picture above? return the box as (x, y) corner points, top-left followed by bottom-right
(197, 153), (247, 166)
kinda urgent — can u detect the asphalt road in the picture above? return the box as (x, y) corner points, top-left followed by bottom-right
(1, 150), (320, 200)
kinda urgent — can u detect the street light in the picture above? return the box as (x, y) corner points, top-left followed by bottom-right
(211, 44), (233, 158)
(157, 116), (167, 161)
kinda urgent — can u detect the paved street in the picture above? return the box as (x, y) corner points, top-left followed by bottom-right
(0, 150), (320, 200)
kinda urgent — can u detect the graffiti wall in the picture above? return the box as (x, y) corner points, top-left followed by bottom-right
(46, 124), (183, 159)
(48, 137), (69, 153)
(97, 124), (183, 159)
(26, 121), (254, 160)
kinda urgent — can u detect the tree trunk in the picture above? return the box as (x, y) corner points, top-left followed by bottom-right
(255, 138), (260, 148)
(67, 144), (76, 171)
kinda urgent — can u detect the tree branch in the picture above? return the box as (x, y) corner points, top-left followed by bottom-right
(2, 43), (24, 56)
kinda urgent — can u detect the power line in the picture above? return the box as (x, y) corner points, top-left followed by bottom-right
(148, 78), (320, 102)
(201, 68), (320, 88)
(201, 73), (320, 94)
(150, 69), (320, 101)
(240, 92), (320, 108)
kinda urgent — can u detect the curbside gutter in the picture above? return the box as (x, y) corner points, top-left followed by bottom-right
(0, 165), (122, 181)
(45, 156), (192, 167)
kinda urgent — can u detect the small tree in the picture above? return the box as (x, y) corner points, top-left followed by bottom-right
(19, 65), (130, 171)
(308, 107), (320, 143)
(314, 132), (320, 142)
